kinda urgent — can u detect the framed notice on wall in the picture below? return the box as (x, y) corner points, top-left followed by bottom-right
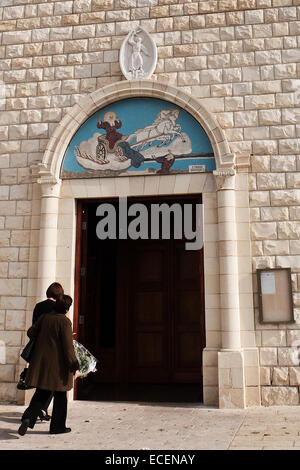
(257, 268), (294, 324)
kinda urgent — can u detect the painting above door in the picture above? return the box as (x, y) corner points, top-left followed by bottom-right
(61, 97), (215, 179)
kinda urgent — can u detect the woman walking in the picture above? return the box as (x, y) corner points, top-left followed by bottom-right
(18, 295), (79, 435)
(18, 282), (65, 421)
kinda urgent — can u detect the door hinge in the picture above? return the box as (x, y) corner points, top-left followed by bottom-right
(80, 266), (86, 276)
(79, 315), (84, 325)
(82, 221), (87, 230)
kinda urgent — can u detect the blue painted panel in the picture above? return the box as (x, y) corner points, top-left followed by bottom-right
(61, 97), (215, 178)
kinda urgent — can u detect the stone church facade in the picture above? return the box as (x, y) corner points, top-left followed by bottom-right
(0, 0), (299, 408)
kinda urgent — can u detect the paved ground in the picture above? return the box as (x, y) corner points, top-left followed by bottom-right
(1, 401), (300, 450)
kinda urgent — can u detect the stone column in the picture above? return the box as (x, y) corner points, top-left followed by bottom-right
(214, 169), (246, 408)
(36, 174), (61, 302)
(23, 170), (61, 405)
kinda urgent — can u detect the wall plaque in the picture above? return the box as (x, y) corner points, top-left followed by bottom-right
(257, 268), (294, 324)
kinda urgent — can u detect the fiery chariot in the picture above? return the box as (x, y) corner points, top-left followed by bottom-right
(75, 108), (190, 175)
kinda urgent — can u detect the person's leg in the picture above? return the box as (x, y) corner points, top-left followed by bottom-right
(49, 391), (68, 433)
(42, 392), (53, 411)
(22, 388), (52, 427)
(19, 389), (52, 435)
(20, 367), (27, 380)
(39, 392), (53, 420)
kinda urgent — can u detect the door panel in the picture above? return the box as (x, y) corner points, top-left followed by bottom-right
(177, 291), (203, 324)
(136, 249), (164, 283)
(136, 333), (165, 365)
(178, 333), (203, 365)
(135, 292), (164, 324)
(128, 241), (170, 383)
(173, 242), (204, 382)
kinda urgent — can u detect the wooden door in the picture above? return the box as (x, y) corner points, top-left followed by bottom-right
(127, 240), (170, 383)
(74, 197), (205, 401)
(172, 241), (205, 382)
(74, 201), (120, 401)
(126, 237), (204, 386)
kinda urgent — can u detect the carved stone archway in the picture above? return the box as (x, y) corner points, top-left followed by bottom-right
(38, 79), (235, 183)
(32, 80), (257, 408)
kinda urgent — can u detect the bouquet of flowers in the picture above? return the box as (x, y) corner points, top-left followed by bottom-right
(73, 340), (98, 378)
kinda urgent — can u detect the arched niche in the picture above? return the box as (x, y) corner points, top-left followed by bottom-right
(38, 79), (235, 183)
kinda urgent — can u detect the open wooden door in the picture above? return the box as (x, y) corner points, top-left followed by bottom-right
(74, 196), (205, 402)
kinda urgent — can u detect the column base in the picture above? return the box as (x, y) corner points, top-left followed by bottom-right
(202, 347), (219, 407)
(218, 349), (245, 408)
(218, 348), (261, 408)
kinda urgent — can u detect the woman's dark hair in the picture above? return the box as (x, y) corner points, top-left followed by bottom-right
(46, 282), (64, 300)
(54, 295), (73, 313)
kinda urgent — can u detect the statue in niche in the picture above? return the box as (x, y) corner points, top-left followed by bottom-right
(128, 29), (150, 79)
(120, 27), (157, 81)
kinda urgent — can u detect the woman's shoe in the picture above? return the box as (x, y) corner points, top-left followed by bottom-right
(50, 427), (71, 434)
(38, 411), (51, 421)
(18, 418), (30, 436)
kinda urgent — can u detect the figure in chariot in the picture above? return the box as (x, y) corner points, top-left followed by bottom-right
(96, 111), (128, 164)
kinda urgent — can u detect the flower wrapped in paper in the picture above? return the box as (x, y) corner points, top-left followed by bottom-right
(73, 340), (98, 378)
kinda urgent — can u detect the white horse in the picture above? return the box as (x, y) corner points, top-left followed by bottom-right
(127, 109), (184, 150)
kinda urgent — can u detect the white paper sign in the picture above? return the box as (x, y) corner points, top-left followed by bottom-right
(261, 271), (276, 295)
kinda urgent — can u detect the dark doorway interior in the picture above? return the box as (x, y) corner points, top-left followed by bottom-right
(74, 196), (205, 402)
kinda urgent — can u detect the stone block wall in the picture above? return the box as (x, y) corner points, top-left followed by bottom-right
(251, 153), (300, 405)
(0, 0), (300, 405)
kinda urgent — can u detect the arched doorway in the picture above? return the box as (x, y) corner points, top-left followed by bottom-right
(33, 80), (257, 408)
(58, 90), (217, 402)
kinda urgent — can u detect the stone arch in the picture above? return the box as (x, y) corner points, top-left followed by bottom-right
(34, 79), (255, 409)
(38, 79), (235, 182)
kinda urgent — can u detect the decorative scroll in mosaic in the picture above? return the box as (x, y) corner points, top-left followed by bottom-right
(61, 98), (215, 179)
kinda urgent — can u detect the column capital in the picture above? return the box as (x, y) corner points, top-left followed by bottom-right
(213, 168), (236, 191)
(35, 163), (61, 198)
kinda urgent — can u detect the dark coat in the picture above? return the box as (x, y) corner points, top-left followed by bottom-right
(32, 299), (55, 324)
(25, 311), (79, 392)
